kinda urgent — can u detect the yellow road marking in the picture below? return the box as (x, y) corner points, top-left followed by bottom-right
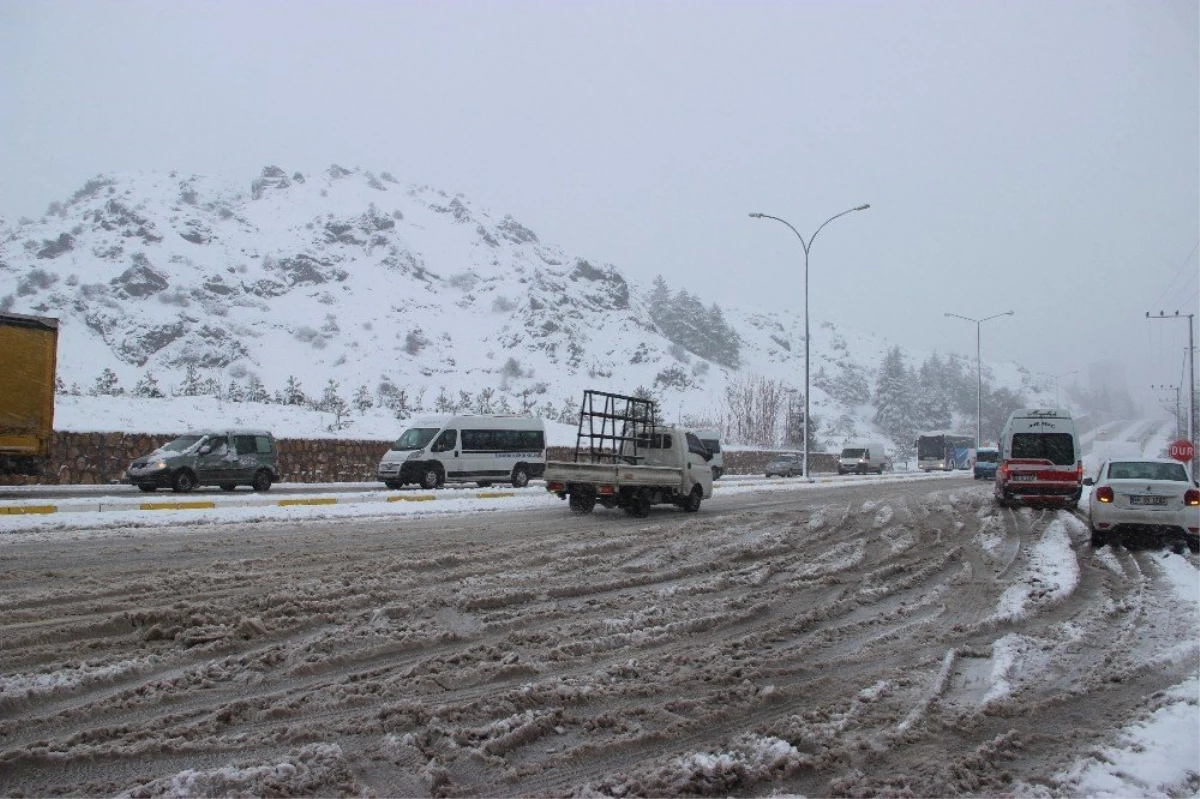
(139, 501), (217, 511)
(277, 498), (338, 507)
(476, 491), (515, 499)
(388, 494), (436, 502)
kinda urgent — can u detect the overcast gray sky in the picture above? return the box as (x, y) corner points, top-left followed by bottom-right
(2, 0), (1197, 407)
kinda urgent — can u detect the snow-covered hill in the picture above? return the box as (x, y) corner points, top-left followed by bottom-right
(2, 165), (1056, 447)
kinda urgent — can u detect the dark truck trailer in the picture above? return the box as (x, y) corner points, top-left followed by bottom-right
(0, 312), (59, 476)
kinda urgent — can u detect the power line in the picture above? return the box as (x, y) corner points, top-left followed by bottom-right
(1149, 238), (1199, 311)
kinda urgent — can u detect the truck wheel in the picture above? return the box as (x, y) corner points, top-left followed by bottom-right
(252, 470), (273, 492)
(419, 467), (441, 490)
(624, 490), (651, 518)
(569, 490), (596, 514)
(682, 486), (702, 512)
(510, 465), (530, 488)
(171, 470), (196, 493)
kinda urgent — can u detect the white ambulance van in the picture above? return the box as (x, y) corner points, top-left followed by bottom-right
(995, 408), (1082, 509)
(377, 415), (546, 489)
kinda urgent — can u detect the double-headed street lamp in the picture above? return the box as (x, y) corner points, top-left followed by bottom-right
(750, 204), (870, 479)
(1036, 370), (1077, 408)
(944, 310), (1014, 450)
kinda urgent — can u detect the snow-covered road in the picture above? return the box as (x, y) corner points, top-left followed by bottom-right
(1, 476), (1196, 797)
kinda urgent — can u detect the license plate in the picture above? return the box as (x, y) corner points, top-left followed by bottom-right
(1130, 495), (1168, 506)
(1011, 474), (1036, 482)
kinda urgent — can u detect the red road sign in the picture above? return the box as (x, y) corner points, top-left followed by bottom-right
(1168, 439), (1196, 462)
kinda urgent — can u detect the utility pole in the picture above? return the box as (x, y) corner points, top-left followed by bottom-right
(1152, 384), (1182, 439)
(1146, 312), (1196, 462)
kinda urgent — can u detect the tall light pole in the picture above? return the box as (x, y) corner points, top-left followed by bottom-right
(1146, 312), (1196, 450)
(1036, 370), (1077, 408)
(750, 204), (870, 479)
(944, 311), (1014, 450)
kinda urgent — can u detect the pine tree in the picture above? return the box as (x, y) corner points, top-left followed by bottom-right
(244, 375), (270, 403)
(874, 346), (916, 444)
(226, 380), (245, 402)
(133, 372), (164, 399)
(178, 364), (203, 397)
(91, 368), (122, 396)
(353, 384), (374, 412)
(282, 376), (306, 406)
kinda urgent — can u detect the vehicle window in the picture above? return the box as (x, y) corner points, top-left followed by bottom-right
(255, 435), (274, 454)
(1109, 461), (1188, 481)
(392, 428), (439, 451)
(235, 435), (258, 455)
(1010, 433), (1075, 465)
(161, 435), (204, 453)
(205, 436), (229, 454)
(976, 450), (998, 463)
(700, 438), (720, 454)
(432, 429), (457, 452)
(686, 433), (709, 457)
(841, 448), (866, 458)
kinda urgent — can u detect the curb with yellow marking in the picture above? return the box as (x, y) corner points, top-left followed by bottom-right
(277, 497), (338, 507)
(0, 488), (524, 516)
(0, 504), (58, 515)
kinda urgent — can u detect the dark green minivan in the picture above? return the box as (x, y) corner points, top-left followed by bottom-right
(125, 429), (279, 493)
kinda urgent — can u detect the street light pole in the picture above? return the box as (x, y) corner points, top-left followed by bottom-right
(944, 311), (1014, 450)
(1036, 370), (1077, 408)
(750, 204), (870, 479)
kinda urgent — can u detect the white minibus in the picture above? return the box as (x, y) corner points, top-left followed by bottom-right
(995, 408), (1082, 508)
(378, 415), (546, 489)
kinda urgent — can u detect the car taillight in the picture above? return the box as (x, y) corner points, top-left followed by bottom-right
(1186, 489), (1200, 507)
(547, 481), (564, 492)
(1096, 486), (1114, 503)
(999, 463), (1010, 480)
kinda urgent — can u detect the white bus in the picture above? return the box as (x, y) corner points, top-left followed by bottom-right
(377, 415), (546, 489)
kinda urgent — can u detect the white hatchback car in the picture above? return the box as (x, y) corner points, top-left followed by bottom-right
(1084, 458), (1200, 552)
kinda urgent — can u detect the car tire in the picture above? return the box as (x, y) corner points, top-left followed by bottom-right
(1187, 537), (1199, 554)
(419, 467), (440, 490)
(219, 484), (237, 492)
(171, 470), (196, 494)
(510, 466), (530, 489)
(251, 469), (273, 492)
(682, 485), (702, 512)
(138, 485), (157, 493)
(1090, 529), (1106, 547)
(384, 481), (401, 490)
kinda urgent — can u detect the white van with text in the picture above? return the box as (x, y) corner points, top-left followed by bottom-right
(378, 415), (546, 489)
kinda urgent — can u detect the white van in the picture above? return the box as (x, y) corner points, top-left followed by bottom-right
(378, 415), (546, 489)
(694, 429), (724, 479)
(838, 441), (891, 475)
(995, 408), (1082, 508)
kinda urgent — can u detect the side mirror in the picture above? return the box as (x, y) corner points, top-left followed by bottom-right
(1082, 477), (1094, 486)
(199, 445), (212, 455)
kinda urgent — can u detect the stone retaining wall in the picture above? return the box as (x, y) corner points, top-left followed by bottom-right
(0, 432), (837, 486)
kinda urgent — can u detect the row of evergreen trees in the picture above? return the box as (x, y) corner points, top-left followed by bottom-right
(873, 347), (1025, 456)
(648, 275), (741, 369)
(68, 366), (584, 429)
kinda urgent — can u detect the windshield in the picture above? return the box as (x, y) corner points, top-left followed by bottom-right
(841, 448), (866, 459)
(391, 427), (440, 451)
(976, 450), (998, 463)
(1011, 433), (1075, 466)
(160, 435), (205, 453)
(699, 438), (720, 453)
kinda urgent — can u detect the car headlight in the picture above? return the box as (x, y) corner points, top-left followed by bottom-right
(154, 460), (168, 470)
